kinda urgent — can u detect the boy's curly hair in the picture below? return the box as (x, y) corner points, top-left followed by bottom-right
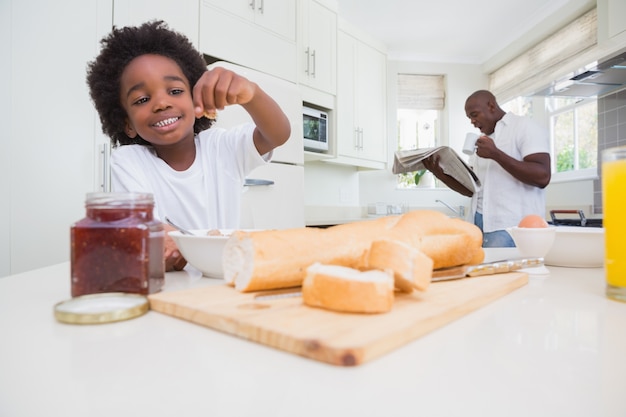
(86, 20), (213, 147)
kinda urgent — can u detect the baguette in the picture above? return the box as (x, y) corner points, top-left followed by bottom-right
(223, 216), (400, 292)
(366, 239), (433, 292)
(222, 210), (484, 292)
(302, 263), (394, 314)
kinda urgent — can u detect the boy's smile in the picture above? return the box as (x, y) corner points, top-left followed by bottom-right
(120, 54), (196, 147)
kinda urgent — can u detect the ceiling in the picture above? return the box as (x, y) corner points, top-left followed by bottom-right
(336, 0), (596, 68)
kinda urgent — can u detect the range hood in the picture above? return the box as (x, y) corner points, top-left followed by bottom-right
(533, 51), (626, 98)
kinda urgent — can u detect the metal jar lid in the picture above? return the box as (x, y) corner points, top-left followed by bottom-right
(54, 292), (149, 324)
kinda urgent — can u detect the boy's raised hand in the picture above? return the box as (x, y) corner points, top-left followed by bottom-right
(193, 66), (257, 119)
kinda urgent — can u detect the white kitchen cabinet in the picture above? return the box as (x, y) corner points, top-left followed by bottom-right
(113, 0), (200, 47)
(1, 0), (113, 278)
(297, 0), (337, 95)
(203, 0), (295, 41)
(199, 0), (297, 82)
(607, 0), (626, 39)
(336, 28), (387, 168)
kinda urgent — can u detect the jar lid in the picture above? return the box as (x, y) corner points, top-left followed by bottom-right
(54, 292), (149, 324)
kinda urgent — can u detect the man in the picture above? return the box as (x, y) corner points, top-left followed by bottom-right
(424, 90), (551, 247)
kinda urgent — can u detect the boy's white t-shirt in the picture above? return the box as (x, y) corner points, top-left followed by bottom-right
(110, 123), (270, 230)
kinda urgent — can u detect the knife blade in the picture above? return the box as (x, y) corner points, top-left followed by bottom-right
(254, 288), (303, 301)
(431, 257), (544, 282)
(252, 258), (544, 300)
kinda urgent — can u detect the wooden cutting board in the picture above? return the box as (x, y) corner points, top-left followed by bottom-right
(148, 272), (528, 366)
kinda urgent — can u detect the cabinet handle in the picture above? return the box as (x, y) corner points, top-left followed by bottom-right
(100, 142), (111, 192)
(353, 128), (359, 150)
(305, 47), (310, 75)
(244, 178), (274, 186)
(257, 0), (264, 13)
(358, 128), (364, 150)
(249, 0), (255, 10)
(311, 49), (316, 78)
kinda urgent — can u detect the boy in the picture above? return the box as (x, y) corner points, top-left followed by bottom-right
(87, 21), (291, 270)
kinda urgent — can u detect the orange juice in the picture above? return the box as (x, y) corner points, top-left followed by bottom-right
(602, 146), (626, 302)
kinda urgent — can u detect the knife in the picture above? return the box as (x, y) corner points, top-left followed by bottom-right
(432, 257), (544, 282)
(252, 258), (544, 300)
(254, 288), (303, 301)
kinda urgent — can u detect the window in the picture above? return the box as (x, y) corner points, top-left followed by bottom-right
(501, 96), (533, 118)
(396, 74), (444, 188)
(548, 97), (598, 180)
(502, 96), (598, 182)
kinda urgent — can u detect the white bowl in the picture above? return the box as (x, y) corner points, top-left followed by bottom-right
(506, 226), (557, 259)
(544, 226), (605, 268)
(169, 229), (260, 278)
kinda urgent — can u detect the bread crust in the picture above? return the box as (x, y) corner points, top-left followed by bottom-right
(366, 239), (433, 292)
(302, 263), (394, 314)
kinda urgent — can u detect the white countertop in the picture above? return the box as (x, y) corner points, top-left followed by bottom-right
(1, 250), (625, 417)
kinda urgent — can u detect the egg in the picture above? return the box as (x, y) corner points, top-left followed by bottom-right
(518, 214), (549, 228)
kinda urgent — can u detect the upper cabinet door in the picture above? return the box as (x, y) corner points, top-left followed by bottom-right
(202, 0), (295, 40)
(298, 0), (337, 95)
(253, 0), (296, 40)
(336, 29), (387, 167)
(202, 0), (254, 20)
(113, 0), (200, 47)
(199, 0), (297, 82)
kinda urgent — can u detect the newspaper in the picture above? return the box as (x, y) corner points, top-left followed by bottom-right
(392, 146), (481, 196)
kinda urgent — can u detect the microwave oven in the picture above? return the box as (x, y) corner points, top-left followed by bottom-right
(302, 106), (329, 152)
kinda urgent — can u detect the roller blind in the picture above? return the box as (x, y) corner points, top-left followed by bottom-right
(397, 74), (445, 110)
(489, 8), (597, 99)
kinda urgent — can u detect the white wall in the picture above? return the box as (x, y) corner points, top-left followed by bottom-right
(304, 162), (360, 207)
(1, 0), (12, 277)
(546, 180), (595, 215)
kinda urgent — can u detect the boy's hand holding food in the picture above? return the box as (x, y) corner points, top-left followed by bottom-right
(193, 66), (256, 119)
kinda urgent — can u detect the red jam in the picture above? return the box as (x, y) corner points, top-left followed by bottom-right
(70, 193), (164, 297)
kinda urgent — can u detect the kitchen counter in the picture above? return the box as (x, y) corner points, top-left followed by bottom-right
(305, 205), (368, 227)
(1, 250), (625, 417)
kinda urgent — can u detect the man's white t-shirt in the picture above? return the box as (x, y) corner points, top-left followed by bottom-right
(110, 123), (270, 230)
(469, 112), (550, 233)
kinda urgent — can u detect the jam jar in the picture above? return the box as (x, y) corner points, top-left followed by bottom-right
(70, 192), (164, 297)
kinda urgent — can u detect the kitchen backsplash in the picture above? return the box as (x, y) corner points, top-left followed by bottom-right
(594, 87), (626, 214)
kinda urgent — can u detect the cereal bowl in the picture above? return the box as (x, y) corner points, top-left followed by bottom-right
(506, 226), (557, 259)
(544, 226), (604, 267)
(169, 229), (260, 278)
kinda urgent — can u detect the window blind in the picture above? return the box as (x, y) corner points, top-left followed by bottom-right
(397, 74), (445, 110)
(489, 8), (597, 99)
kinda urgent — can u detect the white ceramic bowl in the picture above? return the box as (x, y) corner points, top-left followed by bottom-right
(507, 226), (557, 259)
(543, 226), (605, 268)
(169, 229), (259, 278)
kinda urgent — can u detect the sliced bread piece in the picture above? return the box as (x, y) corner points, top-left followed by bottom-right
(302, 263), (394, 314)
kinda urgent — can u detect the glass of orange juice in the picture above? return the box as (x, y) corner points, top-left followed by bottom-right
(602, 146), (626, 303)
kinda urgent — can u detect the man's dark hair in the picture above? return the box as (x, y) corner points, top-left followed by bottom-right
(86, 20), (213, 147)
